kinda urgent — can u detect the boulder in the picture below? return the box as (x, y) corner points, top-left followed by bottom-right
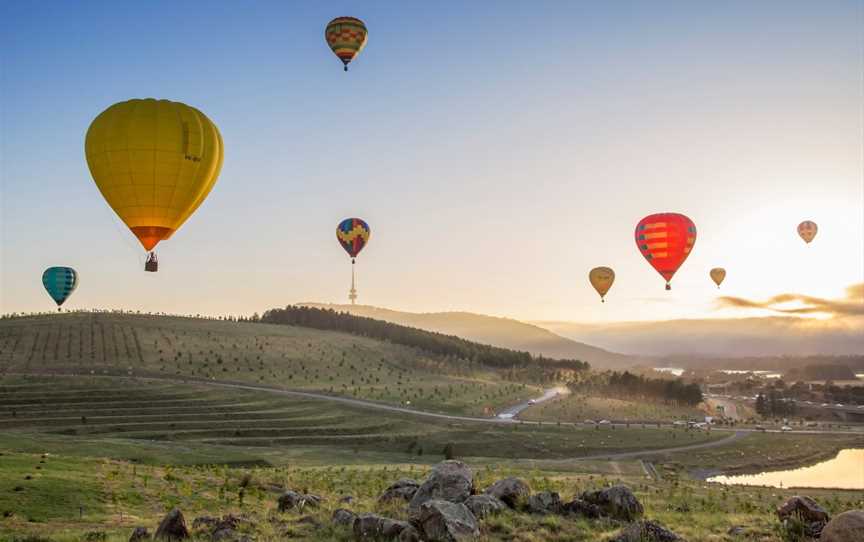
(776, 495), (830, 524)
(415, 499), (479, 541)
(580, 485), (644, 521)
(409, 461), (475, 513)
(278, 490), (320, 511)
(526, 491), (563, 514)
(332, 508), (356, 526)
(563, 498), (602, 518)
(129, 527), (150, 542)
(191, 516), (219, 531)
(484, 477), (530, 508)
(821, 510), (864, 542)
(380, 478), (421, 503)
(154, 509), (189, 540)
(352, 513), (413, 540)
(610, 520), (684, 542)
(399, 526), (422, 542)
(464, 494), (506, 519)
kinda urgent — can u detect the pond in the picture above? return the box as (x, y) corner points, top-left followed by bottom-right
(708, 449), (864, 490)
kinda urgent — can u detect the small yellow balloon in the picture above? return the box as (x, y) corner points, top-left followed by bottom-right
(589, 267), (615, 302)
(709, 267), (726, 288)
(797, 220), (817, 244)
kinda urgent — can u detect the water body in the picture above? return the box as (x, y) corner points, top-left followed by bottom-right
(708, 449), (864, 490)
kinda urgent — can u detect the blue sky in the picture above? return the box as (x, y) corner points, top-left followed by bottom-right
(1, 1), (862, 321)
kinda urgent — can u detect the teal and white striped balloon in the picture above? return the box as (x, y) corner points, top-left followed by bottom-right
(42, 267), (78, 310)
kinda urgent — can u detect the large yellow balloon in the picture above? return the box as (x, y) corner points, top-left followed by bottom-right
(85, 99), (224, 252)
(709, 267), (726, 288)
(589, 267), (615, 302)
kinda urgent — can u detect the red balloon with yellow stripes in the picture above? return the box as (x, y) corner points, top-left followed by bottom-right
(635, 213), (697, 290)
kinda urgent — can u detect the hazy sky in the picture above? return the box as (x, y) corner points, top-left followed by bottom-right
(1, 1), (862, 323)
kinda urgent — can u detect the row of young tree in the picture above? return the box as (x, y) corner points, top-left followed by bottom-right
(259, 306), (590, 373)
(568, 370), (704, 406)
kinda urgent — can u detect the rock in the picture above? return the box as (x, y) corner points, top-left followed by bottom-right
(332, 508), (356, 526)
(526, 491), (563, 514)
(464, 494), (506, 519)
(580, 485), (644, 521)
(776, 495), (830, 524)
(380, 478), (421, 502)
(398, 526), (422, 542)
(821, 510), (864, 542)
(726, 526), (746, 536)
(484, 477), (530, 508)
(610, 520), (684, 542)
(563, 498), (602, 518)
(154, 509), (189, 540)
(409, 461), (475, 513)
(340, 495), (354, 504)
(415, 499), (479, 541)
(278, 490), (320, 511)
(192, 516), (218, 531)
(352, 513), (413, 540)
(129, 527), (150, 542)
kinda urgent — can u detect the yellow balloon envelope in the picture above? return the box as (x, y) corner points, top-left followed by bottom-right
(709, 267), (726, 288)
(85, 99), (224, 252)
(797, 220), (817, 244)
(589, 267), (615, 302)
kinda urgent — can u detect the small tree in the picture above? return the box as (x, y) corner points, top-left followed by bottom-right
(442, 442), (456, 460)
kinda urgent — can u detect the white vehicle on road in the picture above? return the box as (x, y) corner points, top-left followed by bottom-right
(527, 399), (537, 405)
(598, 420), (611, 426)
(781, 426), (792, 431)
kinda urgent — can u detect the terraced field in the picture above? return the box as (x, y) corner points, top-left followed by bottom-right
(0, 375), (730, 467)
(0, 313), (539, 416)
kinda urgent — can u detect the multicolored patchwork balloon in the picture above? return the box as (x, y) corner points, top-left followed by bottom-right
(42, 267), (78, 310)
(798, 220), (817, 244)
(589, 267), (615, 302)
(325, 16), (368, 71)
(337, 218), (370, 261)
(635, 213), (697, 290)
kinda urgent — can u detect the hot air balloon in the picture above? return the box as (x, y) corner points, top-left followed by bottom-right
(42, 267), (78, 311)
(798, 221), (817, 244)
(337, 218), (371, 304)
(85, 99), (224, 272)
(589, 267), (615, 302)
(325, 16), (368, 71)
(709, 267), (726, 289)
(635, 213), (697, 290)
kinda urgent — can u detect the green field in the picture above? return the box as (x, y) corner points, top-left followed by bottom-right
(1, 313), (863, 540)
(520, 394), (705, 424)
(0, 313), (540, 417)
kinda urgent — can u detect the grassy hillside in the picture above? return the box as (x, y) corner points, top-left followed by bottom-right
(0, 312), (542, 417)
(302, 304), (640, 369)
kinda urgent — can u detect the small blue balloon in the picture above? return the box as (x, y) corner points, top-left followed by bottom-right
(42, 267), (78, 308)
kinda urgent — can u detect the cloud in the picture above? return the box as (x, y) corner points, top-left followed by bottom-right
(716, 283), (864, 317)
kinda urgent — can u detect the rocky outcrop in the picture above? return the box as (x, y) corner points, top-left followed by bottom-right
(415, 499), (479, 541)
(409, 461), (475, 513)
(332, 508), (356, 526)
(777, 495), (830, 537)
(821, 510), (864, 542)
(563, 498), (602, 518)
(379, 478), (421, 503)
(129, 527), (150, 542)
(154, 509), (189, 540)
(484, 477), (530, 509)
(352, 513), (415, 540)
(277, 490), (320, 511)
(579, 485), (643, 521)
(526, 491), (563, 514)
(464, 494), (506, 519)
(610, 520), (684, 542)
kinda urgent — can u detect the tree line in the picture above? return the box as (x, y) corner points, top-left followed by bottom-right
(259, 306), (590, 373)
(568, 370), (703, 406)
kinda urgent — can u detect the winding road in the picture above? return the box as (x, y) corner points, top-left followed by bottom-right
(6, 371), (863, 459)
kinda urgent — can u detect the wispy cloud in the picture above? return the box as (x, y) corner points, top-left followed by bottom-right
(716, 283), (864, 317)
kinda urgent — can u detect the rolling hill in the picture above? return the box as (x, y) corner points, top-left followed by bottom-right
(301, 304), (641, 369)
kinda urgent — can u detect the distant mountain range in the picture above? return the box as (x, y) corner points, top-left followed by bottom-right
(300, 304), (641, 369)
(535, 316), (864, 358)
